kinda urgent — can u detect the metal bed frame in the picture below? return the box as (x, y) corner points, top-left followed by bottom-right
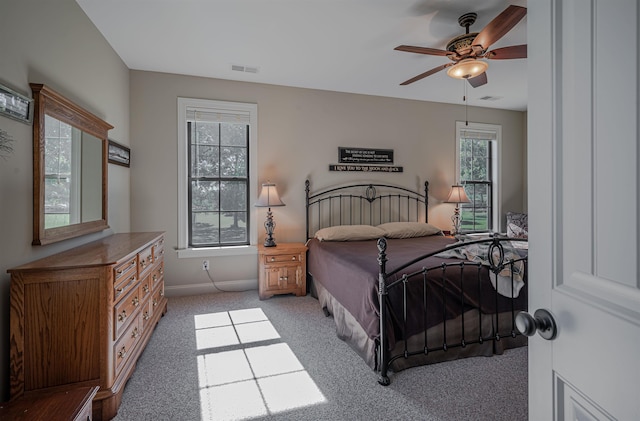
(305, 180), (527, 385)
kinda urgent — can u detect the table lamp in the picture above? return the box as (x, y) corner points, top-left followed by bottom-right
(445, 184), (471, 235)
(255, 182), (285, 247)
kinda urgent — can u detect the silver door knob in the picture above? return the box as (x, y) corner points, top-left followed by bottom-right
(516, 309), (558, 340)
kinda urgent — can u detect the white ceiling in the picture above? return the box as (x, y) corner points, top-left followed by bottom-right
(76, 0), (528, 111)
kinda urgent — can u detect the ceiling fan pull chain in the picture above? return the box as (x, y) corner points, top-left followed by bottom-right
(464, 82), (469, 126)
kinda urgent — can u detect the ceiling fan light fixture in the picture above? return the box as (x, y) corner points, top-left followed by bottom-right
(446, 59), (489, 80)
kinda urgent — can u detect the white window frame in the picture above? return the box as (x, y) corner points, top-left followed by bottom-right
(176, 98), (258, 258)
(455, 121), (501, 233)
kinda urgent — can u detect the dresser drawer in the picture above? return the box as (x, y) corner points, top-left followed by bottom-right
(151, 260), (164, 291)
(154, 237), (165, 261)
(151, 283), (164, 313)
(263, 253), (302, 265)
(141, 299), (153, 332)
(113, 257), (137, 294)
(139, 245), (154, 275)
(114, 286), (141, 340)
(114, 315), (142, 376)
(140, 273), (152, 301)
(114, 268), (138, 302)
(114, 256), (137, 281)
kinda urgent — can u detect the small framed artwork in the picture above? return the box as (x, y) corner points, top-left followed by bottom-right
(108, 139), (131, 167)
(0, 83), (33, 124)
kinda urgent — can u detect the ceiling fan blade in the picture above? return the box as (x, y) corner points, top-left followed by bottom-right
(472, 5), (527, 50)
(486, 44), (527, 59)
(394, 45), (451, 56)
(400, 63), (452, 85)
(467, 72), (488, 88)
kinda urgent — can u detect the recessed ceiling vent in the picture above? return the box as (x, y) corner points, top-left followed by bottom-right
(479, 95), (502, 101)
(231, 64), (259, 74)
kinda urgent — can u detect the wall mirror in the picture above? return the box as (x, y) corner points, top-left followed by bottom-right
(31, 83), (112, 245)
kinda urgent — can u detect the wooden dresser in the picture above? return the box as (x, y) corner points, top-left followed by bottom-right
(7, 232), (167, 421)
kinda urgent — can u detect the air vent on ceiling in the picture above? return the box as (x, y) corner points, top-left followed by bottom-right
(231, 64), (259, 74)
(479, 95), (502, 101)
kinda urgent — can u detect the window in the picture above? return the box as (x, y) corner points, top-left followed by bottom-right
(178, 98), (258, 256)
(456, 122), (500, 233)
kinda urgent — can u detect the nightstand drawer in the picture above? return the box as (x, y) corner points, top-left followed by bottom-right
(263, 253), (301, 264)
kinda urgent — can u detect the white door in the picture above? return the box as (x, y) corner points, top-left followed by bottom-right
(528, 1), (640, 420)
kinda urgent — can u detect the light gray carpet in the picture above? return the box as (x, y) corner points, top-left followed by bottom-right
(114, 291), (527, 421)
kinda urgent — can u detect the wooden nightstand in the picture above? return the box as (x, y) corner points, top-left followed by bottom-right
(258, 243), (307, 300)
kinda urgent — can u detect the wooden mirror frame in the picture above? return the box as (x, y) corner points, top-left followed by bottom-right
(31, 83), (112, 245)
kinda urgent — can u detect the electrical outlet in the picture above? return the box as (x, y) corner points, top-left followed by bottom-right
(202, 260), (209, 271)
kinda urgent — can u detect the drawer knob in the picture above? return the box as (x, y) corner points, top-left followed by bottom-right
(131, 327), (139, 339)
(160, 290), (165, 297)
(271, 257), (275, 262)
(118, 346), (127, 359)
(153, 274), (158, 281)
(118, 310), (127, 322)
(291, 256), (296, 261)
(132, 296), (139, 306)
(143, 311), (150, 320)
(153, 299), (158, 307)
(143, 285), (150, 293)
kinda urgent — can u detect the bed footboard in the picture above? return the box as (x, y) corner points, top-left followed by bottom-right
(376, 236), (528, 386)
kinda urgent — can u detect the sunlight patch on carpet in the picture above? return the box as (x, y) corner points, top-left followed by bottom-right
(195, 308), (326, 420)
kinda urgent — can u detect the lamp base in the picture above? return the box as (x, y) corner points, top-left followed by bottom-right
(263, 208), (277, 247)
(451, 204), (462, 236)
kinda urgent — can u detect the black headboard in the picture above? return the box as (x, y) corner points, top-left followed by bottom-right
(305, 180), (429, 239)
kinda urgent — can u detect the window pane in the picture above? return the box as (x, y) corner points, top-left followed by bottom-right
(471, 157), (487, 180)
(193, 122), (219, 145)
(220, 212), (247, 244)
(220, 146), (247, 177)
(220, 181), (246, 211)
(221, 124), (247, 147)
(191, 181), (219, 211)
(191, 145), (219, 177)
(192, 212), (219, 245)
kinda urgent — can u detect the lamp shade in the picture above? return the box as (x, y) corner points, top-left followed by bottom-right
(255, 183), (285, 207)
(445, 185), (471, 204)
(446, 58), (489, 80)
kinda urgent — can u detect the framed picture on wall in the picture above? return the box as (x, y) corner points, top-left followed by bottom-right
(0, 84), (33, 124)
(108, 139), (131, 167)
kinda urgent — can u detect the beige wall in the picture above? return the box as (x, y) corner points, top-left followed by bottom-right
(130, 71), (527, 296)
(0, 0), (130, 400)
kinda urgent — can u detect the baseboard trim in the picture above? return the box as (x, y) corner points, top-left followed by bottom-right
(164, 279), (258, 297)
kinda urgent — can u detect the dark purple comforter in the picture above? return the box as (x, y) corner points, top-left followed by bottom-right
(307, 235), (527, 348)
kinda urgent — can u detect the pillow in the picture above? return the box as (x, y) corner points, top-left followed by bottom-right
(506, 212), (528, 239)
(377, 222), (442, 239)
(314, 225), (385, 242)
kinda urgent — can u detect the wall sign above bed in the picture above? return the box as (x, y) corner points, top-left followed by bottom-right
(332, 147), (401, 172)
(338, 147), (393, 164)
(329, 164), (403, 172)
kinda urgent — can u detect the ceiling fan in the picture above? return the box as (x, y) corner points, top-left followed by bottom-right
(395, 5), (527, 88)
